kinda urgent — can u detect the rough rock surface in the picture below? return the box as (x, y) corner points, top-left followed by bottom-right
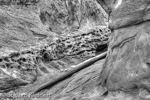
(0, 27), (110, 92)
(22, 0), (150, 100)
(38, 0), (108, 34)
(0, 0), (110, 93)
(2, 0), (150, 100)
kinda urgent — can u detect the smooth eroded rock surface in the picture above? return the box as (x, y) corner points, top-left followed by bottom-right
(101, 21), (150, 91)
(98, 0), (150, 99)
(97, 0), (150, 29)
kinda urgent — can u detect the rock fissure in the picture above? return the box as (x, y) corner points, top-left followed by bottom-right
(112, 34), (137, 51)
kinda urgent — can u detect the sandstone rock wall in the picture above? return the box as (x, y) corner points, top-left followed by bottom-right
(14, 0), (150, 100)
(98, 0), (150, 99)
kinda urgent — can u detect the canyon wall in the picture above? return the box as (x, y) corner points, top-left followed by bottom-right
(0, 0), (109, 92)
(3, 0), (150, 100)
(20, 0), (150, 100)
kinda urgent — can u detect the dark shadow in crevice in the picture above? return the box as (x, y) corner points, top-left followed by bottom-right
(96, 43), (108, 55)
(102, 91), (108, 96)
